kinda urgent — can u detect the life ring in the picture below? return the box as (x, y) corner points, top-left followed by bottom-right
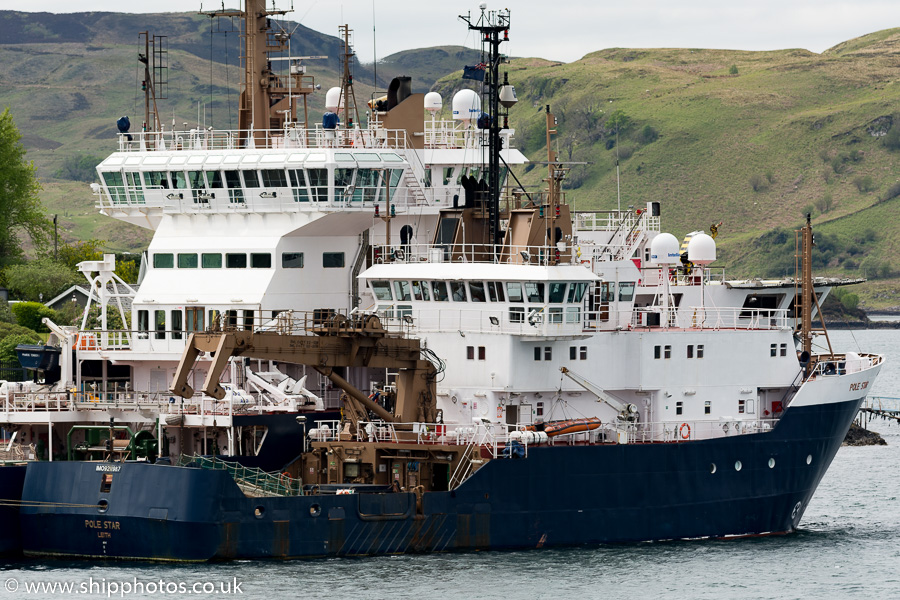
(581, 260), (591, 267)
(394, 248), (405, 260)
(280, 471), (292, 489)
(679, 423), (691, 440)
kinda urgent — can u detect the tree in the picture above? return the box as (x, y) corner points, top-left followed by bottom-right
(10, 301), (59, 332)
(605, 109), (631, 134)
(0, 108), (51, 266)
(3, 258), (80, 302)
(57, 239), (104, 271)
(53, 154), (102, 182)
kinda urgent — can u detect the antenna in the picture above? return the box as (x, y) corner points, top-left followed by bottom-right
(459, 7), (511, 249)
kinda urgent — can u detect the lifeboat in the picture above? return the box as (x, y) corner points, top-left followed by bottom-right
(540, 417), (603, 437)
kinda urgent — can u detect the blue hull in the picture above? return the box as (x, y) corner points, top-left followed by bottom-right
(0, 465), (27, 556)
(18, 397), (862, 560)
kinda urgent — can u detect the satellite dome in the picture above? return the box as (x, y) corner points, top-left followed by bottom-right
(424, 92), (443, 114)
(687, 232), (716, 265)
(649, 233), (680, 264)
(325, 87), (343, 112)
(452, 89), (481, 124)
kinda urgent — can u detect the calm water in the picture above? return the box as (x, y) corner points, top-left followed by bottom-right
(3, 330), (900, 599)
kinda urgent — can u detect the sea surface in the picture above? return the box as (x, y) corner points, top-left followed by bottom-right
(3, 329), (900, 599)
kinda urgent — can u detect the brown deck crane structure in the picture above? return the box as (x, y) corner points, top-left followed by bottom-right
(170, 313), (437, 426)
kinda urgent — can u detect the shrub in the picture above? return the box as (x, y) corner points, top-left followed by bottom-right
(801, 205), (816, 219)
(816, 193), (834, 213)
(884, 181), (900, 201)
(818, 148), (831, 163)
(882, 127), (900, 151)
(10, 302), (58, 332)
(617, 145), (634, 160)
(831, 156), (847, 174)
(729, 64), (739, 75)
(765, 170), (775, 184)
(605, 109), (631, 134)
(749, 174), (764, 192)
(854, 175), (875, 192)
(849, 149), (863, 162)
(0, 332), (42, 364)
(636, 125), (658, 144)
(53, 154), (103, 182)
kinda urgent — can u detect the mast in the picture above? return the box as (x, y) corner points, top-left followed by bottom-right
(460, 7), (511, 248)
(338, 24), (360, 129)
(800, 214), (813, 357)
(139, 32), (166, 134)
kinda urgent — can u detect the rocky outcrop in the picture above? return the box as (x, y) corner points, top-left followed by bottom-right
(843, 422), (887, 446)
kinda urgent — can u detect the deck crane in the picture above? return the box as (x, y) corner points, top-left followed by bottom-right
(559, 367), (639, 421)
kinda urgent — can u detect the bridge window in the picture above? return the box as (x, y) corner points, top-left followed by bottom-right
(178, 253), (198, 268)
(261, 169), (287, 188)
(506, 282), (523, 303)
(251, 253), (272, 268)
(323, 252), (345, 268)
(394, 281), (411, 301)
(243, 310), (254, 331)
(548, 307), (563, 323)
(154, 310), (166, 340)
(487, 282), (505, 302)
(206, 170), (224, 189)
(171, 310), (183, 340)
(187, 171), (205, 202)
(431, 281), (449, 302)
(143, 171), (170, 189)
(450, 282), (467, 302)
(548, 283), (567, 303)
(202, 253), (222, 268)
(226, 253), (247, 268)
(224, 171), (244, 203)
(567, 282), (588, 303)
(619, 282), (635, 302)
(524, 282), (544, 303)
(137, 310), (149, 335)
(308, 168), (328, 202)
(282, 252), (304, 269)
(101, 172), (127, 204)
(335, 168), (355, 201)
(509, 307), (525, 323)
(288, 169), (310, 202)
(153, 253), (174, 269)
(469, 282), (486, 302)
(566, 307), (581, 323)
(371, 280), (392, 301)
(411, 281), (430, 301)
(243, 170), (260, 188)
(354, 169), (380, 202)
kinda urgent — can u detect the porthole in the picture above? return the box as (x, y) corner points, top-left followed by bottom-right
(97, 499), (109, 514)
(734, 460), (742, 472)
(768, 458), (776, 469)
(709, 463), (717, 474)
(806, 454), (813, 465)
(254, 506), (265, 519)
(309, 504), (321, 517)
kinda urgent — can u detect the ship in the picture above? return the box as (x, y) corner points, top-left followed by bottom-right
(5, 3), (883, 560)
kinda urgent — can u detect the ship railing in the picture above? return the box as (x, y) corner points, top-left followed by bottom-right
(73, 329), (132, 352)
(2, 388), (260, 416)
(617, 417), (782, 444)
(375, 305), (587, 338)
(368, 242), (585, 266)
(575, 210), (661, 234)
(96, 183), (432, 214)
(807, 352), (882, 379)
(116, 126), (413, 152)
(636, 266), (728, 287)
(628, 306), (791, 331)
(179, 454), (302, 497)
(422, 120), (517, 150)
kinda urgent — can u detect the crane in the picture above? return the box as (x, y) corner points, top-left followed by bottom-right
(559, 367), (639, 420)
